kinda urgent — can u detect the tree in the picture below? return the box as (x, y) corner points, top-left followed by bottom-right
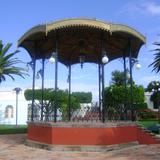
(111, 70), (125, 86)
(24, 89), (92, 120)
(105, 69), (145, 120)
(105, 85), (145, 107)
(71, 92), (92, 103)
(0, 40), (26, 83)
(149, 42), (160, 73)
(146, 81), (160, 92)
(146, 81), (160, 109)
(108, 70), (143, 106)
(104, 85), (145, 120)
(111, 70), (131, 86)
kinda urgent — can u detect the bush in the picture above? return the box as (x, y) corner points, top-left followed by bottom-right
(105, 85), (145, 106)
(147, 125), (160, 134)
(136, 102), (148, 110)
(138, 109), (157, 120)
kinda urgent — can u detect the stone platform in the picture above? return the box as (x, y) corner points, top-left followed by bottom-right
(27, 121), (160, 148)
(28, 121), (136, 146)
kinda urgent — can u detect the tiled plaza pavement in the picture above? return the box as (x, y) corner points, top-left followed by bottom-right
(0, 134), (160, 160)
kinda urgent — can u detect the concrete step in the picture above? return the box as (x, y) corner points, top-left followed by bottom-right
(26, 140), (139, 152)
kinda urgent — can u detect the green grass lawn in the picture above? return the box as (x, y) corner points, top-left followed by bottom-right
(137, 120), (160, 134)
(0, 125), (27, 134)
(137, 120), (159, 128)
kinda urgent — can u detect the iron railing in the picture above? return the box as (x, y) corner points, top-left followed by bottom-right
(28, 103), (136, 122)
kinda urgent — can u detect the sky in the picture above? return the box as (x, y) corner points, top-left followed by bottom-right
(0, 0), (160, 101)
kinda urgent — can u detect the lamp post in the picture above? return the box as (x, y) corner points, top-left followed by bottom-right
(26, 59), (36, 121)
(13, 87), (22, 126)
(101, 50), (109, 122)
(152, 82), (160, 123)
(129, 58), (141, 121)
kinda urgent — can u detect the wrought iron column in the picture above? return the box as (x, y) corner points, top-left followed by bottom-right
(54, 37), (58, 122)
(98, 64), (102, 120)
(41, 58), (45, 121)
(68, 64), (71, 121)
(102, 63), (105, 123)
(123, 54), (127, 120)
(129, 40), (134, 121)
(31, 58), (36, 121)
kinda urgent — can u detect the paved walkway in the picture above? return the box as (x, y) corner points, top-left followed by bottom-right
(0, 134), (160, 160)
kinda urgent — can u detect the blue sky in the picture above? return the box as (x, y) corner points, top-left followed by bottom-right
(0, 0), (160, 101)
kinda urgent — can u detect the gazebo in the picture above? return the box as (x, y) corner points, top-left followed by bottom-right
(18, 18), (148, 147)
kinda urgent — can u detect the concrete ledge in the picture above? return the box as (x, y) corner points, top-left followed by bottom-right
(26, 139), (139, 152)
(27, 121), (137, 128)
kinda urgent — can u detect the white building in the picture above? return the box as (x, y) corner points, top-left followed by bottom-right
(145, 92), (159, 111)
(72, 103), (92, 117)
(0, 90), (28, 125)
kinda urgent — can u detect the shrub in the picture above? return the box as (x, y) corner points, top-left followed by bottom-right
(136, 102), (148, 110)
(105, 85), (145, 106)
(138, 108), (157, 120)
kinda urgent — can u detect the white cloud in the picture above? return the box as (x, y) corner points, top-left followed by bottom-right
(118, 0), (160, 18)
(143, 2), (160, 16)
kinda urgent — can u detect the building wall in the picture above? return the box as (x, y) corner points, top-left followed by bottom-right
(72, 103), (92, 117)
(145, 92), (153, 110)
(145, 92), (158, 111)
(0, 91), (28, 125)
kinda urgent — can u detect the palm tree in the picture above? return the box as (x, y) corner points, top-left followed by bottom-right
(149, 42), (160, 73)
(0, 40), (26, 83)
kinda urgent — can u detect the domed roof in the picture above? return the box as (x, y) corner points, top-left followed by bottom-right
(18, 18), (146, 66)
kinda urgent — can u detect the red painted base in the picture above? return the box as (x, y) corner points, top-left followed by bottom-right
(28, 122), (160, 145)
(27, 122), (159, 146)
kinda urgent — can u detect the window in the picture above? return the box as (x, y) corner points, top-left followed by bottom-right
(5, 105), (14, 118)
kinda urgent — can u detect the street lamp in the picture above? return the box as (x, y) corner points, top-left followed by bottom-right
(128, 59), (141, 78)
(129, 58), (141, 121)
(49, 52), (56, 64)
(26, 61), (34, 71)
(131, 58), (141, 69)
(13, 87), (22, 126)
(102, 50), (109, 64)
(36, 69), (43, 79)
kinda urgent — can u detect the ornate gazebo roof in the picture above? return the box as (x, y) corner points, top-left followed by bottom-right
(18, 18), (146, 66)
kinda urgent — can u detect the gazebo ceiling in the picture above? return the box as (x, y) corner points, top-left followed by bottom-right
(18, 18), (146, 66)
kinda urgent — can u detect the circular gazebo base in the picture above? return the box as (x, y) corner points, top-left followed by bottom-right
(27, 121), (139, 146)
